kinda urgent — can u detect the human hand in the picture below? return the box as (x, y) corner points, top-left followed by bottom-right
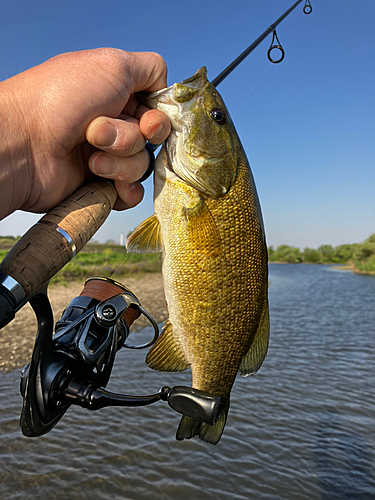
(0, 48), (171, 220)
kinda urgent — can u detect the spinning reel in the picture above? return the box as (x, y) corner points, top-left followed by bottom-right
(16, 276), (220, 437)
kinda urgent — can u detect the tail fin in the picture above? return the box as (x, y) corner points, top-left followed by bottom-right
(176, 397), (229, 445)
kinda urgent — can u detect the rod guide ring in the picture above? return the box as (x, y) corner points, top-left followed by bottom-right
(267, 45), (285, 64)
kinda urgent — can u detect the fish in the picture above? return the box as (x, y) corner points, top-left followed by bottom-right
(127, 67), (269, 445)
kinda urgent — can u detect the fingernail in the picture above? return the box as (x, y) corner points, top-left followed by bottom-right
(92, 154), (117, 176)
(92, 122), (118, 148)
(147, 120), (165, 140)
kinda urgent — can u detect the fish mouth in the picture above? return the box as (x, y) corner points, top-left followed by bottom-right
(138, 91), (183, 133)
(136, 67), (209, 134)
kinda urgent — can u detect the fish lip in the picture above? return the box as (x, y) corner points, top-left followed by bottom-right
(138, 88), (183, 133)
(180, 66), (208, 85)
(136, 87), (172, 105)
(140, 90), (183, 133)
(136, 85), (175, 110)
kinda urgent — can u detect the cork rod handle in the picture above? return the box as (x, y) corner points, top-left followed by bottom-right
(0, 180), (117, 299)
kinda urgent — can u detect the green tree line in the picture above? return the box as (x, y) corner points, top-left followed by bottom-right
(268, 233), (375, 273)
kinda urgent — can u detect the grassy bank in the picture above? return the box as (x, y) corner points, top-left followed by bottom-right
(52, 244), (162, 284)
(1, 233), (375, 278)
(0, 238), (161, 284)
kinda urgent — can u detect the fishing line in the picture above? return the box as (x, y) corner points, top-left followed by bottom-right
(110, 252), (130, 279)
(232, 11), (305, 118)
(232, 64), (272, 117)
(114, 1), (310, 270)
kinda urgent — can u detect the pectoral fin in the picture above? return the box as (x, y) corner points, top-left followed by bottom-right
(183, 197), (222, 256)
(126, 214), (162, 253)
(239, 299), (270, 376)
(146, 319), (189, 371)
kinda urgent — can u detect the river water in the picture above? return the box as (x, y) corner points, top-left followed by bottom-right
(0, 264), (374, 500)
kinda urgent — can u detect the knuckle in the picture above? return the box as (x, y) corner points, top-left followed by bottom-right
(151, 52), (168, 80)
(151, 52), (167, 71)
(140, 52), (168, 85)
(91, 47), (125, 66)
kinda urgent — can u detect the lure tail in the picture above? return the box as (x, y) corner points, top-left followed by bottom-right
(176, 397), (230, 445)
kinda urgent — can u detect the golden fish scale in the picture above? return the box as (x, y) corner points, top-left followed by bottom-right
(155, 141), (268, 398)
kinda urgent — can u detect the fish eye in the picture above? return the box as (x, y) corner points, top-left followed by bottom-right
(210, 108), (227, 125)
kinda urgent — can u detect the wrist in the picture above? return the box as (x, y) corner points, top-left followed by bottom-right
(0, 80), (33, 220)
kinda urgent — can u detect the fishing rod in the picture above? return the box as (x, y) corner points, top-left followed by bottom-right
(213, 0), (312, 86)
(0, 0), (313, 331)
(0, 0), (312, 438)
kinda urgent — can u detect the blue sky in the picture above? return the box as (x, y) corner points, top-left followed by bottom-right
(0, 0), (373, 249)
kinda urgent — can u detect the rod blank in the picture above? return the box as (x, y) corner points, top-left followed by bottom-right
(211, 0), (304, 87)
